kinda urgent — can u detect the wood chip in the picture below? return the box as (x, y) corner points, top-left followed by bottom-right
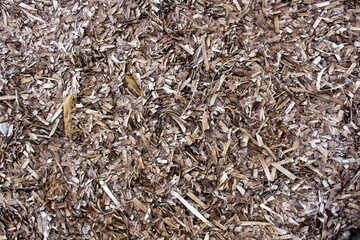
(99, 180), (120, 207)
(202, 111), (209, 131)
(274, 15), (280, 33)
(186, 191), (207, 209)
(0, 95), (16, 101)
(132, 198), (147, 212)
(315, 1), (330, 8)
(201, 35), (210, 71)
(63, 93), (75, 139)
(259, 156), (272, 181)
(171, 191), (212, 227)
(19, 3), (37, 12)
(271, 162), (297, 181)
(238, 221), (272, 226)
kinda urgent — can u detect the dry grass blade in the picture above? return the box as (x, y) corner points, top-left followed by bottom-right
(124, 75), (142, 97)
(63, 93), (75, 139)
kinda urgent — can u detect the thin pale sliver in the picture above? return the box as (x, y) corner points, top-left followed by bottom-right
(99, 180), (120, 206)
(171, 190), (212, 227)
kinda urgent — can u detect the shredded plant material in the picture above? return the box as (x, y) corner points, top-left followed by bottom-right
(63, 93), (75, 139)
(0, 0), (359, 239)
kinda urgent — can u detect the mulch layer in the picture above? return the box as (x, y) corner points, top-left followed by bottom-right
(0, 0), (359, 239)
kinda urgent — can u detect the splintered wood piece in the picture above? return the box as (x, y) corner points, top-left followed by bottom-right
(259, 156), (272, 181)
(99, 180), (120, 206)
(274, 15), (280, 33)
(271, 162), (297, 181)
(201, 35), (210, 71)
(186, 191), (207, 209)
(238, 221), (271, 226)
(221, 139), (231, 157)
(171, 115), (187, 133)
(171, 191), (213, 227)
(239, 128), (278, 161)
(132, 198), (147, 212)
(315, 1), (330, 8)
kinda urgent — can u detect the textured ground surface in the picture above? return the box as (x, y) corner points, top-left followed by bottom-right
(0, 0), (359, 239)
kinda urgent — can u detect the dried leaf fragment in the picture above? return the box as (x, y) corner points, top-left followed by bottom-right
(124, 75), (142, 97)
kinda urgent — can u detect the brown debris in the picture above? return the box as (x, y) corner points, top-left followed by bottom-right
(124, 75), (142, 97)
(0, 0), (359, 239)
(63, 93), (75, 139)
